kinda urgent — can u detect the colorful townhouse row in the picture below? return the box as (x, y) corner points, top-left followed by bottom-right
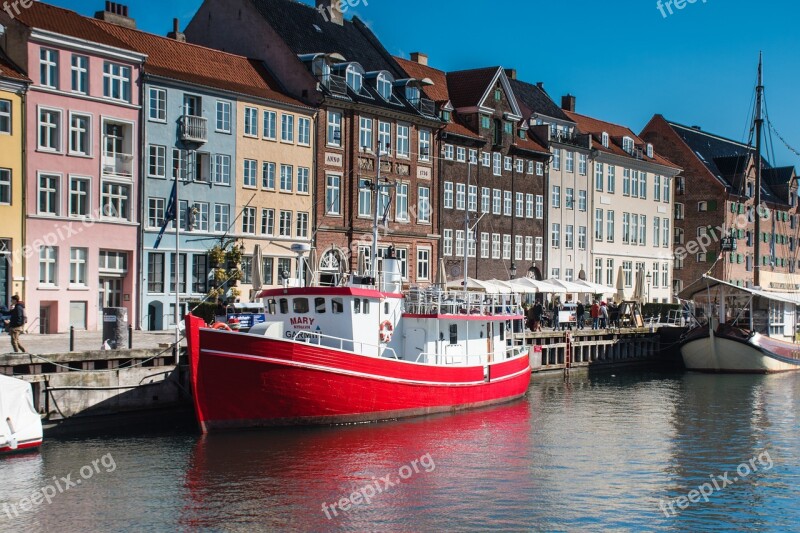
(0, 0), (797, 333)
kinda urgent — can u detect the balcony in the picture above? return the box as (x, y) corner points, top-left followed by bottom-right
(179, 115), (208, 144)
(409, 97), (436, 117)
(102, 152), (133, 177)
(550, 130), (591, 149)
(319, 73), (348, 96)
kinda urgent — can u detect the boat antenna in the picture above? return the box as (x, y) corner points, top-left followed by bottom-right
(754, 52), (764, 288)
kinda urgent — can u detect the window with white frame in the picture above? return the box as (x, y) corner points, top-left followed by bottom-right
(278, 211), (292, 237)
(565, 188), (574, 210)
(296, 212), (309, 239)
(327, 110), (342, 147)
(69, 113), (91, 156)
(565, 225), (574, 249)
(640, 215), (647, 245)
(601, 132), (609, 148)
(551, 223), (561, 248)
(607, 165), (616, 193)
(455, 230), (465, 257)
(456, 183), (466, 211)
(327, 175), (341, 215)
(504, 156), (512, 171)
(595, 208), (604, 241)
(623, 168), (631, 196)
(419, 129), (431, 161)
(469, 149), (478, 164)
(396, 182), (408, 220)
(526, 194), (534, 218)
(639, 171), (647, 199)
(468, 185), (478, 212)
(595, 162), (604, 191)
(243, 159), (258, 188)
(192, 202), (209, 232)
(535, 237), (543, 261)
(515, 159), (524, 173)
(0, 169), (10, 205)
(607, 211), (615, 242)
(535, 195), (543, 219)
(281, 114), (294, 143)
(492, 189), (501, 215)
(148, 197), (165, 228)
(481, 233), (490, 258)
(654, 174), (662, 202)
(38, 174), (59, 215)
(71, 55), (89, 94)
(214, 204), (230, 233)
(358, 183), (371, 218)
(262, 110), (277, 140)
(595, 259), (603, 284)
(0, 99), (10, 134)
(216, 101), (231, 133)
(481, 187), (490, 214)
(536, 162), (544, 176)
(69, 177), (89, 217)
(579, 154), (588, 176)
(482, 152), (490, 167)
(622, 136), (634, 154)
(578, 226), (587, 250)
(297, 167), (310, 194)
(492, 234), (501, 259)
(416, 248), (430, 280)
(396, 123), (409, 157)
(553, 148), (561, 170)
(261, 208), (275, 236)
(244, 107), (258, 137)
(298, 117), (311, 145)
(623, 212), (631, 244)
(493, 153), (502, 176)
(213, 154), (231, 185)
(103, 62), (131, 102)
(631, 170), (640, 198)
(443, 229), (453, 256)
(443, 182), (453, 209)
(525, 236), (533, 261)
(38, 108), (61, 152)
(69, 247), (88, 286)
(565, 151), (574, 173)
(623, 261), (633, 287)
(262, 161), (275, 189)
(515, 235), (523, 260)
(40, 48), (59, 89)
(376, 121), (390, 153)
(101, 182), (129, 220)
(662, 218), (670, 247)
(147, 89), (167, 123)
(502, 190), (511, 216)
(552, 185), (561, 208)
(443, 144), (454, 160)
(662, 263), (669, 288)
(377, 73), (393, 100)
(457, 146), (466, 162)
(606, 259), (615, 286)
(242, 206), (256, 234)
(654, 217), (661, 246)
(280, 164), (293, 192)
(418, 187), (430, 223)
(578, 190), (587, 212)
(39, 246), (58, 285)
(355, 116), (372, 151)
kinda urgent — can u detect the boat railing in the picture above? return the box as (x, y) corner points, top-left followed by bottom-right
(405, 288), (522, 317)
(414, 345), (526, 366)
(290, 330), (399, 360)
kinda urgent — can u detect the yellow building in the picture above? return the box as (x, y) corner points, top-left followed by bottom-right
(236, 96), (316, 297)
(0, 54), (29, 308)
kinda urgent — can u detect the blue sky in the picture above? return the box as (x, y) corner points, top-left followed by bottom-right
(50, 0), (800, 167)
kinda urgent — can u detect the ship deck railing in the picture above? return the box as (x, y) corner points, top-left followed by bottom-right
(290, 330), (399, 360)
(405, 289), (521, 317)
(415, 345), (525, 366)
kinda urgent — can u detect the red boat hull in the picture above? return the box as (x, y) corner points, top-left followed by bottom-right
(0, 440), (42, 454)
(185, 315), (531, 432)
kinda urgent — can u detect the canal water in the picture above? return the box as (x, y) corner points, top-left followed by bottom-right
(2, 370), (799, 532)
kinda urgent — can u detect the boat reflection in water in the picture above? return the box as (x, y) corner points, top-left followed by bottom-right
(181, 400), (533, 531)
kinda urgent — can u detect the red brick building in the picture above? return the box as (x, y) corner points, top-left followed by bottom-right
(186, 0), (443, 286)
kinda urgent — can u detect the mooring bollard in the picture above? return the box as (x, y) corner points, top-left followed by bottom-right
(69, 326), (75, 352)
(128, 324), (133, 349)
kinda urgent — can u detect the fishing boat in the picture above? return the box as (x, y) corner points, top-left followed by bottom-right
(680, 57), (800, 374)
(0, 375), (43, 454)
(186, 164), (531, 432)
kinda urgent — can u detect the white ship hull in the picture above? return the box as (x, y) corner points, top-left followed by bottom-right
(681, 331), (800, 374)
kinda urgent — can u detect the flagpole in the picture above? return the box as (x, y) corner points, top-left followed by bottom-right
(175, 173), (180, 365)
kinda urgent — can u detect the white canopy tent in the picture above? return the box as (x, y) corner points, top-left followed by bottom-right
(574, 279), (616, 295)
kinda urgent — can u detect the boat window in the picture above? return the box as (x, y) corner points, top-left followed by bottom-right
(294, 298), (309, 314)
(384, 302), (390, 314)
(500, 322), (505, 341)
(353, 298), (361, 314)
(332, 298), (344, 314)
(266, 299), (277, 315)
(279, 298), (289, 314)
(315, 298), (327, 314)
(363, 299), (370, 314)
(449, 324), (458, 345)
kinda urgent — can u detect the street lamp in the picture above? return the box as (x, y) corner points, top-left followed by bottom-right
(646, 272), (652, 303)
(510, 262), (517, 280)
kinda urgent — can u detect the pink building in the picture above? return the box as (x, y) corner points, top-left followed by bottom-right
(1, 3), (145, 332)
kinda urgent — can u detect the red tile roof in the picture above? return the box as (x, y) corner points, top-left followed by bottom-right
(446, 67), (500, 109)
(0, 51), (29, 83)
(12, 2), (305, 107)
(393, 56), (449, 103)
(514, 135), (549, 155)
(565, 110), (679, 169)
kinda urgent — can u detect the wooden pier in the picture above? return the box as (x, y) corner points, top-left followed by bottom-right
(515, 328), (662, 372)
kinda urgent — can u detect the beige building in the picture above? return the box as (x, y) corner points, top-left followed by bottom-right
(235, 98), (316, 297)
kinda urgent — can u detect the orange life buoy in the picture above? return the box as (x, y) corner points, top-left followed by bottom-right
(379, 320), (394, 343)
(212, 322), (233, 331)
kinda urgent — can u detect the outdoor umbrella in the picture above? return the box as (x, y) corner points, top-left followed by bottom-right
(436, 258), (448, 287)
(616, 266), (626, 303)
(251, 244), (263, 301)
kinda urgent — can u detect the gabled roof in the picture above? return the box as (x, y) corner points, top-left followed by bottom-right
(446, 67), (499, 110)
(393, 56), (448, 103)
(0, 49), (29, 83)
(10, 2), (304, 106)
(565, 110), (678, 169)
(508, 78), (572, 124)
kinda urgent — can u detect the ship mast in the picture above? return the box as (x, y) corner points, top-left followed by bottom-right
(754, 53), (764, 288)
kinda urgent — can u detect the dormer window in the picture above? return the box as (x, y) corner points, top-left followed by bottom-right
(481, 115), (491, 129)
(405, 84), (420, 104)
(622, 136), (634, 154)
(346, 65), (363, 93)
(313, 57), (331, 83)
(441, 110), (451, 122)
(646, 143), (654, 158)
(519, 129), (527, 140)
(601, 132), (609, 148)
(377, 73), (393, 100)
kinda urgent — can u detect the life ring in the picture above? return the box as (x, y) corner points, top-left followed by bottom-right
(379, 320), (394, 343)
(212, 322), (233, 331)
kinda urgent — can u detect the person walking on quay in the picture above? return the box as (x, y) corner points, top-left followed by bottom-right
(609, 301), (620, 330)
(4, 295), (27, 354)
(600, 301), (609, 329)
(552, 300), (561, 331)
(531, 300), (543, 332)
(576, 301), (585, 330)
(591, 301), (600, 330)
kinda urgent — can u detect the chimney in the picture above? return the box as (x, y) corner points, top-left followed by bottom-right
(561, 94), (576, 112)
(536, 82), (544, 89)
(410, 52), (428, 66)
(95, 1), (136, 29)
(691, 125), (702, 131)
(505, 68), (517, 80)
(316, 0), (343, 26)
(167, 18), (186, 42)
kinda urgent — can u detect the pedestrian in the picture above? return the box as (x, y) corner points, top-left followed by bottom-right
(532, 300), (543, 332)
(576, 301), (585, 330)
(600, 301), (609, 329)
(591, 301), (600, 330)
(609, 302), (620, 329)
(552, 300), (561, 331)
(4, 295), (27, 354)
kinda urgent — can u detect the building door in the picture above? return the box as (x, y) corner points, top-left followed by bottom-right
(69, 301), (87, 330)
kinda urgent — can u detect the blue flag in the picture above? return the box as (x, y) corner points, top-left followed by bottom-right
(154, 181), (178, 250)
